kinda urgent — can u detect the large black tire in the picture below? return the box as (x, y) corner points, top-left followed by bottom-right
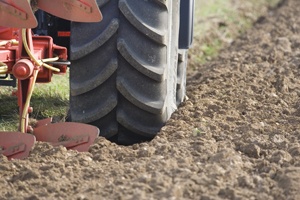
(69, 0), (181, 144)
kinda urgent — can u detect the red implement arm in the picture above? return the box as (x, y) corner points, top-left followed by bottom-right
(0, 0), (102, 159)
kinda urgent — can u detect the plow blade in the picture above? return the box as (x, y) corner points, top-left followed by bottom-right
(33, 122), (99, 152)
(37, 0), (102, 22)
(0, 0), (37, 28)
(0, 0), (102, 28)
(0, 132), (35, 160)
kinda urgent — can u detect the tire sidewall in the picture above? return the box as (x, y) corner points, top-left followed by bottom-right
(166, 0), (180, 119)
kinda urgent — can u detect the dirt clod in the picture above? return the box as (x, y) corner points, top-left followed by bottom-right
(1, 0), (300, 199)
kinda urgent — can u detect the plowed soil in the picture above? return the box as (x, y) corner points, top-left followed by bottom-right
(1, 0), (300, 199)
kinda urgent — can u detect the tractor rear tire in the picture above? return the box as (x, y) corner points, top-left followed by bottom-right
(69, 0), (181, 144)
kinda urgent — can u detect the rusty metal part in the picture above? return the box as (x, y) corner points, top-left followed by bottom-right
(37, 0), (102, 22)
(0, 0), (37, 28)
(33, 122), (99, 152)
(0, 132), (36, 160)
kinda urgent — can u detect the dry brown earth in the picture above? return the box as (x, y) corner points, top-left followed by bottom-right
(1, 0), (300, 199)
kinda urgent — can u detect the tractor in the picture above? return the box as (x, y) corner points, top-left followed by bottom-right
(0, 0), (194, 159)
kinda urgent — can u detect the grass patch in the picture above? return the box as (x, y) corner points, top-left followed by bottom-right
(0, 87), (20, 131)
(32, 72), (69, 120)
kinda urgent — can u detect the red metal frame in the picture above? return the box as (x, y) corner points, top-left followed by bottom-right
(0, 27), (68, 132)
(0, 0), (102, 159)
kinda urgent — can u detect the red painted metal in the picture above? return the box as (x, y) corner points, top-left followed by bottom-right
(0, 48), (15, 70)
(0, 0), (102, 159)
(0, 28), (68, 133)
(0, 0), (37, 28)
(37, 0), (102, 22)
(15, 29), (66, 133)
(33, 122), (99, 152)
(0, 27), (18, 40)
(12, 59), (34, 80)
(35, 117), (53, 128)
(0, 132), (36, 160)
(1, 30), (68, 81)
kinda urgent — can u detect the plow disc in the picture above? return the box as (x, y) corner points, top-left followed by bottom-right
(0, 122), (99, 159)
(0, 0), (37, 28)
(0, 132), (35, 160)
(37, 0), (102, 22)
(0, 0), (102, 28)
(34, 122), (99, 152)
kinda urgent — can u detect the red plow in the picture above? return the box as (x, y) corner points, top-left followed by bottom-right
(0, 0), (102, 159)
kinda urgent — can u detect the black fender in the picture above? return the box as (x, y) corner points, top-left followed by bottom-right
(179, 0), (194, 49)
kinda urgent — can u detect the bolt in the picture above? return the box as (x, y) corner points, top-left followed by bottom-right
(15, 66), (27, 76)
(28, 107), (33, 113)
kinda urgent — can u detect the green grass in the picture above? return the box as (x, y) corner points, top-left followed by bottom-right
(32, 72), (69, 120)
(0, 0), (281, 131)
(0, 72), (69, 131)
(0, 87), (20, 131)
